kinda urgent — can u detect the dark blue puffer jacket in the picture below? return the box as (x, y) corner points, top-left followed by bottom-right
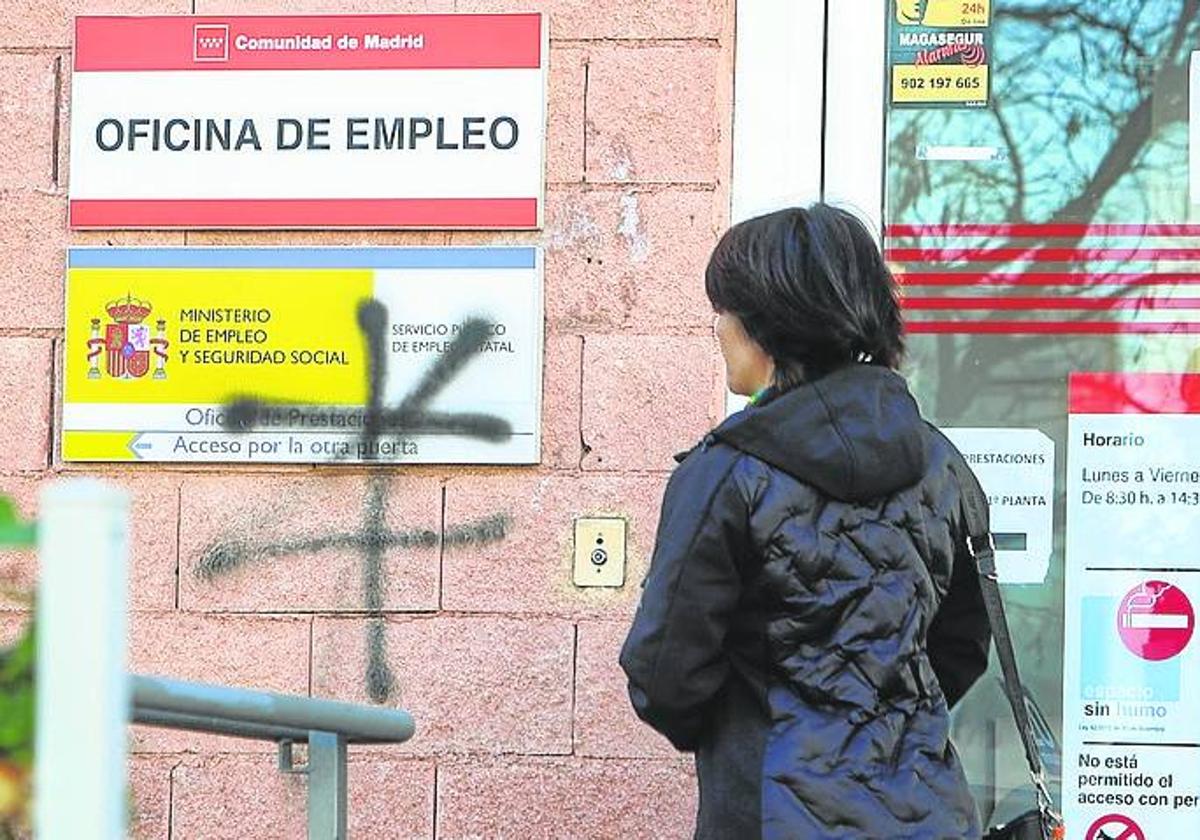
(620, 365), (989, 839)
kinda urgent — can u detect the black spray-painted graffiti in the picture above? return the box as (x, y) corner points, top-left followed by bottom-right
(197, 299), (512, 702)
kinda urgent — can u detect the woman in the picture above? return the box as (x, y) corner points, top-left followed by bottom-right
(619, 204), (991, 839)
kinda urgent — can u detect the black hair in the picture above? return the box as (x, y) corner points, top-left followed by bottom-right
(704, 203), (905, 388)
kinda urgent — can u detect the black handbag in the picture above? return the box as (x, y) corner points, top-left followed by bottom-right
(983, 810), (1055, 840)
(945, 446), (1065, 840)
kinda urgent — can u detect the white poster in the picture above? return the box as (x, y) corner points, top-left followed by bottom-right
(63, 247), (543, 464)
(943, 427), (1055, 584)
(69, 14), (547, 229)
(1063, 373), (1200, 839)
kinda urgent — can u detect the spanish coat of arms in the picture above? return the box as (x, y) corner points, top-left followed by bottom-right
(87, 295), (169, 380)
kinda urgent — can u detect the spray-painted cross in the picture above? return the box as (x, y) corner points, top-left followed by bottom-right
(195, 299), (512, 703)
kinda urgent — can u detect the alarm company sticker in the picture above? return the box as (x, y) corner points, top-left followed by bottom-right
(888, 0), (992, 108)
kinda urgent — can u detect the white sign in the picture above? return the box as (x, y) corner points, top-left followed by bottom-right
(943, 427), (1055, 584)
(63, 247), (543, 464)
(69, 15), (547, 229)
(1063, 373), (1200, 838)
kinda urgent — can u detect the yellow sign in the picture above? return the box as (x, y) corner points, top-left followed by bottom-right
(64, 247), (543, 464)
(890, 0), (992, 108)
(896, 0), (991, 28)
(892, 64), (989, 105)
(67, 267), (370, 408)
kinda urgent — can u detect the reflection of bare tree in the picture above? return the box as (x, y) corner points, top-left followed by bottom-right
(894, 1), (1200, 416)
(889, 4), (1199, 817)
(895, 0), (1197, 231)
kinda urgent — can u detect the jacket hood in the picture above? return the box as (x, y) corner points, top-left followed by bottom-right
(711, 365), (928, 502)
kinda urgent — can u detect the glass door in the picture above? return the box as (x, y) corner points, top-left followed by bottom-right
(826, 2), (1200, 835)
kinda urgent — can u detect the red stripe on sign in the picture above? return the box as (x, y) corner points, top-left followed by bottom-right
(907, 321), (1200, 335)
(74, 15), (542, 72)
(887, 247), (1200, 262)
(1069, 372), (1200, 414)
(69, 198), (538, 229)
(896, 272), (1200, 286)
(886, 223), (1200, 238)
(902, 297), (1200, 311)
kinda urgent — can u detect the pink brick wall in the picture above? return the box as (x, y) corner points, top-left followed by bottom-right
(0, 1), (734, 836)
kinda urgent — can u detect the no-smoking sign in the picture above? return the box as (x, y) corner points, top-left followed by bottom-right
(1117, 580), (1195, 661)
(1086, 812), (1144, 840)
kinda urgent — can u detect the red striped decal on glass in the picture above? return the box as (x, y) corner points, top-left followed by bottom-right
(886, 222), (1200, 335)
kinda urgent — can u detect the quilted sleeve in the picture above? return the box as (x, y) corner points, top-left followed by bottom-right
(927, 519), (992, 708)
(618, 447), (748, 751)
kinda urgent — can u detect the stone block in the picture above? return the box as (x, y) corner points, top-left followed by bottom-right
(436, 757), (697, 839)
(0, 339), (52, 472)
(542, 187), (722, 331)
(547, 48), (586, 184)
(581, 334), (723, 471)
(0, 55), (56, 190)
(170, 755), (307, 840)
(456, 0), (728, 40)
(0, 191), (66, 329)
(128, 612), (309, 753)
(540, 332), (582, 470)
(170, 754), (435, 839)
(1, 472), (180, 609)
(585, 46), (723, 184)
(442, 471), (665, 615)
(574, 620), (677, 757)
(0, 2), (189, 48)
(0, 473), (179, 610)
(178, 473), (442, 612)
(195, 0), (453, 11)
(129, 757), (174, 840)
(311, 615), (573, 755)
(344, 756), (436, 838)
(106, 472), (181, 611)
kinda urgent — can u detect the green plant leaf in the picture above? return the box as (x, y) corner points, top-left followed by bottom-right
(0, 621), (34, 765)
(0, 685), (34, 750)
(0, 625), (34, 685)
(0, 497), (34, 549)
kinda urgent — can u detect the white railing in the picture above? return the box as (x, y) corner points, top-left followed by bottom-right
(31, 479), (413, 840)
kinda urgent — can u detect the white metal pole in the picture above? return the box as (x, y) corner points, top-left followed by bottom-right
(730, 0), (826, 224)
(34, 479), (130, 840)
(727, 0), (827, 416)
(823, 0), (888, 232)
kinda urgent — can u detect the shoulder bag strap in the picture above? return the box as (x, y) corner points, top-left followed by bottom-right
(937, 431), (1062, 834)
